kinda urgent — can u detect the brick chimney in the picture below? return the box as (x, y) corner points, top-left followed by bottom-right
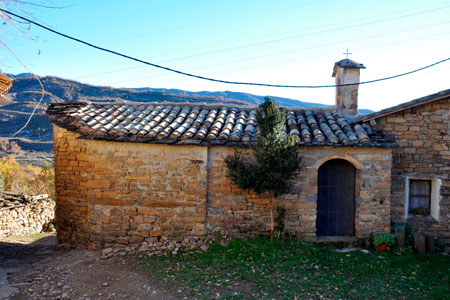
(332, 59), (365, 116)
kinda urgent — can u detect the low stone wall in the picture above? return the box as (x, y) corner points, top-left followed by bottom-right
(0, 192), (55, 237)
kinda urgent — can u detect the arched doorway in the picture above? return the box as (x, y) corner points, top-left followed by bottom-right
(317, 159), (356, 237)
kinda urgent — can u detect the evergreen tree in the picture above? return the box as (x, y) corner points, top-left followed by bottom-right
(225, 97), (302, 233)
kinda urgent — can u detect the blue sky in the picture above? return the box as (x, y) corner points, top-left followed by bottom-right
(1, 0), (449, 110)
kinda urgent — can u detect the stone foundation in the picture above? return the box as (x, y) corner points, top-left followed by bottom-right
(53, 125), (392, 250)
(101, 235), (212, 258)
(0, 192), (55, 237)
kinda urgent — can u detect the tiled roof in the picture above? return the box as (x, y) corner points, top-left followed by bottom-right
(355, 88), (450, 123)
(47, 101), (393, 147)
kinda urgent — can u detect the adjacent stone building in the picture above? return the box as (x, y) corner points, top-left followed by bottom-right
(356, 89), (450, 244)
(46, 59), (395, 251)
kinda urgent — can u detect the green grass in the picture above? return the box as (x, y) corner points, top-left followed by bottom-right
(29, 233), (49, 240)
(137, 236), (450, 300)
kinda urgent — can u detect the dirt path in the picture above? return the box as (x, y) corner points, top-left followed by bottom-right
(0, 234), (177, 300)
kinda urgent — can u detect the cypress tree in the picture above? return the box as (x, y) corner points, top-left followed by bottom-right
(225, 97), (302, 233)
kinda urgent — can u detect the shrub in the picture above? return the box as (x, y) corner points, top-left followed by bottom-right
(0, 155), (54, 197)
(373, 233), (396, 248)
(224, 98), (302, 233)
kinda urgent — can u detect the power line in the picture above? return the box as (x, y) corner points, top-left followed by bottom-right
(62, 0), (450, 76)
(71, 3), (450, 79)
(118, 0), (326, 44)
(147, 3), (450, 64)
(1, 8), (450, 88)
(78, 19), (450, 81)
(173, 31), (450, 86)
(103, 21), (450, 85)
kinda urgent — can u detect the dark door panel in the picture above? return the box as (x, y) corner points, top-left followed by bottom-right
(316, 159), (355, 237)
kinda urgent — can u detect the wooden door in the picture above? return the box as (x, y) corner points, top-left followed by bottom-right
(317, 159), (355, 237)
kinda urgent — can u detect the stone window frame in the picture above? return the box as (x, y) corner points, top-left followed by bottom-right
(405, 177), (441, 221)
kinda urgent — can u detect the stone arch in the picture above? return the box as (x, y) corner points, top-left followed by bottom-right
(313, 154), (364, 171)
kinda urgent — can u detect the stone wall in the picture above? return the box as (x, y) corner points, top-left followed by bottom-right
(207, 147), (391, 240)
(365, 97), (449, 243)
(53, 125), (391, 250)
(53, 126), (207, 249)
(0, 192), (55, 237)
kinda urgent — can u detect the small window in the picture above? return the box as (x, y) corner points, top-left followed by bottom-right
(409, 179), (431, 213)
(406, 178), (442, 220)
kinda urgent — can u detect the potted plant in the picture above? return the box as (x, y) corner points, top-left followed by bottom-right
(373, 233), (396, 251)
(409, 207), (430, 216)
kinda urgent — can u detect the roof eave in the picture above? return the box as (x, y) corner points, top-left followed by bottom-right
(355, 88), (450, 123)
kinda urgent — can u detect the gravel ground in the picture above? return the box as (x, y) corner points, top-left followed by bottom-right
(0, 234), (177, 300)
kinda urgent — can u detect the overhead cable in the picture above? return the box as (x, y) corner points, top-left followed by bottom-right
(1, 8), (449, 88)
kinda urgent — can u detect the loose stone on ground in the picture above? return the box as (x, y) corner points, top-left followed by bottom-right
(0, 234), (176, 300)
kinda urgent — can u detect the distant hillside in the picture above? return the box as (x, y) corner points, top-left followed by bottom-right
(132, 87), (332, 109)
(0, 75), (372, 165)
(5, 73), (35, 79)
(7, 76), (253, 106)
(2, 75), (254, 141)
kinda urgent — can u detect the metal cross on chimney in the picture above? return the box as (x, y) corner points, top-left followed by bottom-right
(343, 49), (352, 59)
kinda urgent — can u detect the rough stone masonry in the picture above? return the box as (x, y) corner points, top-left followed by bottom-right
(0, 192), (55, 237)
(363, 97), (450, 244)
(52, 124), (391, 252)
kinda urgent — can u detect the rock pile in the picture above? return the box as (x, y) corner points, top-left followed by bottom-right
(0, 191), (55, 236)
(102, 236), (212, 259)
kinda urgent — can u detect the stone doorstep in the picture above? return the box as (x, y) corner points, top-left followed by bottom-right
(316, 236), (358, 244)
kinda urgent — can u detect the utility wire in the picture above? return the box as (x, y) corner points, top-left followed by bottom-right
(215, 30), (450, 81)
(98, 20), (450, 84)
(78, 19), (450, 81)
(71, 2), (450, 79)
(145, 4), (450, 64)
(62, 0), (450, 76)
(111, 29), (450, 86)
(1, 8), (450, 88)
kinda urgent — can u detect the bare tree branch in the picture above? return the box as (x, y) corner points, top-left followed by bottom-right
(0, 40), (45, 138)
(3, 1), (72, 10)
(0, 1), (54, 138)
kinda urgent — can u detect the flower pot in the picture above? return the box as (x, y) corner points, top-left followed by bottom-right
(375, 242), (387, 251)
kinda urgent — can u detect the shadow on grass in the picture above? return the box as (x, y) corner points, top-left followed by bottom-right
(137, 236), (450, 300)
